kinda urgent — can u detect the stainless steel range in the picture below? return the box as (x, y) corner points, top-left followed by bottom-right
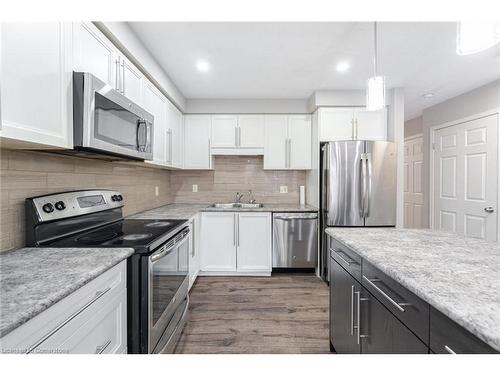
(25, 190), (190, 354)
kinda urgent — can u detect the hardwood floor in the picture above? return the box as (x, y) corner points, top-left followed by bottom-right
(174, 273), (330, 354)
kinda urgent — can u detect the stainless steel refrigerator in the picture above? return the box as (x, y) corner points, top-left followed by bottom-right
(320, 140), (397, 281)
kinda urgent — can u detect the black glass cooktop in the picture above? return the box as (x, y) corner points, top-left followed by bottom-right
(47, 219), (187, 253)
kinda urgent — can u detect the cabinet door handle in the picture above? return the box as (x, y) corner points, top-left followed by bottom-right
(350, 285), (355, 336)
(334, 250), (357, 266)
(27, 287), (112, 353)
(363, 275), (407, 312)
(351, 119), (355, 140)
(233, 213), (236, 246)
(444, 345), (456, 354)
(121, 61), (125, 94)
(95, 339), (112, 354)
(355, 119), (359, 139)
(115, 59), (120, 91)
(191, 223), (195, 257)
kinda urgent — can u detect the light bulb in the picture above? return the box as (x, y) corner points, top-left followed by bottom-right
(366, 76), (386, 111)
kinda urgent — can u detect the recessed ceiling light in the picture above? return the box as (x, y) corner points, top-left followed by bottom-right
(196, 59), (210, 73)
(422, 92), (435, 99)
(336, 61), (350, 73)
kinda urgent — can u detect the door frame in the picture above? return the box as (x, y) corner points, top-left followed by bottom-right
(429, 108), (500, 238)
(404, 133), (423, 228)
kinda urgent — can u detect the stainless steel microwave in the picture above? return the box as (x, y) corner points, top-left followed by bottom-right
(73, 72), (154, 160)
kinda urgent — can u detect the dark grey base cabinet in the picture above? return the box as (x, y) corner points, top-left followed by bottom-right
(361, 293), (427, 353)
(329, 238), (498, 354)
(329, 257), (427, 354)
(430, 307), (497, 354)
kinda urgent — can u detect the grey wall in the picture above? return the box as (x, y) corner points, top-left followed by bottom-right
(405, 116), (423, 138)
(185, 99), (309, 114)
(420, 79), (500, 228)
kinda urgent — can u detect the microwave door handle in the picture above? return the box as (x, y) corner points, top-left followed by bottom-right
(136, 120), (146, 152)
(145, 122), (151, 153)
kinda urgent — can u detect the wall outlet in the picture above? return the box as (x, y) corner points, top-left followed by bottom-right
(279, 186), (288, 194)
(155, 186), (159, 197)
(192, 184), (198, 193)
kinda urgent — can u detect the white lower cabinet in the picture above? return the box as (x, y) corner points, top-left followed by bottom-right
(188, 214), (201, 290)
(0, 261), (127, 354)
(236, 212), (272, 273)
(200, 212), (271, 275)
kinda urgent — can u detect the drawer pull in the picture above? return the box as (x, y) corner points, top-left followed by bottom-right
(334, 250), (358, 266)
(95, 339), (112, 354)
(444, 345), (456, 354)
(362, 276), (407, 313)
(350, 285), (355, 336)
(27, 287), (112, 353)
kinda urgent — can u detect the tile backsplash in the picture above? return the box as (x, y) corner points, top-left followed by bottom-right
(170, 156), (306, 204)
(0, 151), (305, 252)
(0, 149), (172, 252)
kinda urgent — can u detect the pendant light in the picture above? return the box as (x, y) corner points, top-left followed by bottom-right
(366, 22), (385, 111)
(457, 21), (500, 55)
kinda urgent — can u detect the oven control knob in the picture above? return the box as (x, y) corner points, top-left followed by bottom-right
(55, 201), (66, 211)
(42, 203), (54, 213)
(117, 194), (123, 201)
(111, 195), (118, 202)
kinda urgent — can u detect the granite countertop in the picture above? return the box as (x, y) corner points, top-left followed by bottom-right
(0, 247), (134, 338)
(325, 227), (500, 351)
(129, 203), (208, 220)
(129, 203), (317, 220)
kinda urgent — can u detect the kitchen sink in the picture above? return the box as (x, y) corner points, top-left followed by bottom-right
(210, 203), (264, 209)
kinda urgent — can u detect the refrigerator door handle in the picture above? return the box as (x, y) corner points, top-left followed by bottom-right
(365, 153), (372, 218)
(360, 154), (367, 218)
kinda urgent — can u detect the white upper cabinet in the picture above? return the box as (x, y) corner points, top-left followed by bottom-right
(264, 115), (288, 169)
(238, 115), (265, 148)
(264, 114), (311, 170)
(318, 108), (354, 141)
(73, 22), (118, 88)
(211, 115), (264, 154)
(354, 108), (387, 140)
(288, 115), (312, 169)
(74, 22), (144, 106)
(211, 115), (238, 148)
(184, 115), (212, 169)
(143, 81), (167, 166)
(120, 55), (144, 106)
(1, 22), (73, 149)
(319, 107), (387, 141)
(166, 100), (184, 168)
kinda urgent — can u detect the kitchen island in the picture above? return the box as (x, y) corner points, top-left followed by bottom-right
(325, 227), (500, 353)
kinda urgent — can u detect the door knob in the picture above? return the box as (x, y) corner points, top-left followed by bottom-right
(484, 207), (495, 213)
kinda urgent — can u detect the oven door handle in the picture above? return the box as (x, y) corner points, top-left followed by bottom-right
(151, 244), (176, 263)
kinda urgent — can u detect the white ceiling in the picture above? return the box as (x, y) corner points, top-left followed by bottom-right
(129, 22), (500, 120)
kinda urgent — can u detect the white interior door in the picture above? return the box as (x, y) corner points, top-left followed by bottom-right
(404, 136), (424, 228)
(433, 114), (498, 241)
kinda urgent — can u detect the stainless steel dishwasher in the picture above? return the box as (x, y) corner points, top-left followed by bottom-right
(272, 212), (318, 268)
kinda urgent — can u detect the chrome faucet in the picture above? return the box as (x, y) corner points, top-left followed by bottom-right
(247, 189), (256, 204)
(234, 192), (244, 203)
